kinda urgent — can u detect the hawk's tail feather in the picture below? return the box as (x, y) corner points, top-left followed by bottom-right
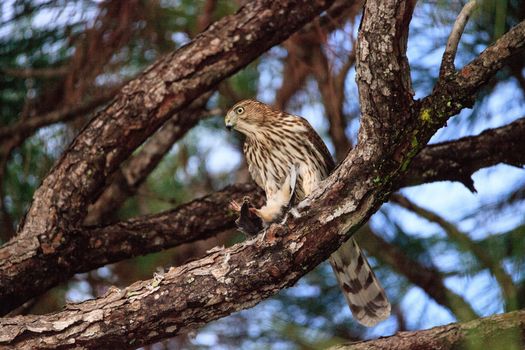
(329, 238), (390, 327)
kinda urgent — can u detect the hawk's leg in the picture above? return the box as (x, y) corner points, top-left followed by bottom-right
(252, 164), (298, 223)
(231, 165), (298, 241)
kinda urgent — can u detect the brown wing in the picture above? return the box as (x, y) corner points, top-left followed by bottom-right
(296, 116), (336, 173)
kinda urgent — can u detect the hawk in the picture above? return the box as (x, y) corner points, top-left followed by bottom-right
(225, 99), (390, 326)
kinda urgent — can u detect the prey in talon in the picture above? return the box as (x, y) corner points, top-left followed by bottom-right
(224, 99), (391, 327)
(229, 197), (263, 236)
(229, 166), (298, 240)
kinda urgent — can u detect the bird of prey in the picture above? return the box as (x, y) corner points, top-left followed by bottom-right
(225, 99), (390, 326)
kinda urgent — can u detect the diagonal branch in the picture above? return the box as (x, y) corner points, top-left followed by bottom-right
(0, 0), (340, 315)
(84, 94), (212, 225)
(1, 4), (525, 348)
(0, 115), (523, 315)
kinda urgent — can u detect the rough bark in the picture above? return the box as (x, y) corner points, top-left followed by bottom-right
(84, 95), (212, 225)
(0, 2), (524, 348)
(331, 309), (525, 350)
(80, 184), (262, 270)
(1, 115), (522, 318)
(0, 0), (338, 315)
(397, 116), (525, 191)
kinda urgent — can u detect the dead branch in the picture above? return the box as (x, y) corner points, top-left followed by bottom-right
(440, 0), (478, 77)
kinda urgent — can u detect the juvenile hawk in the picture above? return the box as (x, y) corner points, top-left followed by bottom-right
(225, 99), (390, 326)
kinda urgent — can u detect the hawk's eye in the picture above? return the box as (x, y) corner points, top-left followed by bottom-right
(236, 107), (245, 115)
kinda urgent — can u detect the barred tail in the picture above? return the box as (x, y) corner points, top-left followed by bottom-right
(329, 238), (390, 327)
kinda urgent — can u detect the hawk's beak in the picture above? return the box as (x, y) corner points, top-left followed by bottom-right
(224, 111), (237, 131)
(225, 114), (235, 131)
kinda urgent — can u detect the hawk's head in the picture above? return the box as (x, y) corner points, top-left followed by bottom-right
(224, 99), (273, 136)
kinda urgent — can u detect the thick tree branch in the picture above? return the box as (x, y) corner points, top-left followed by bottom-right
(0, 0), (338, 315)
(399, 116), (525, 191)
(1, 3), (524, 348)
(274, 0), (361, 111)
(84, 94), (212, 225)
(355, 0), (416, 148)
(331, 309), (525, 350)
(0, 115), (523, 316)
(81, 184), (262, 270)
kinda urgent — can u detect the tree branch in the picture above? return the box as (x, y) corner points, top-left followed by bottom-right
(400, 116), (525, 191)
(0, 115), (523, 315)
(84, 94), (212, 225)
(0, 89), (117, 140)
(331, 309), (525, 350)
(439, 0), (478, 78)
(0, 0), (339, 315)
(1, 3), (524, 348)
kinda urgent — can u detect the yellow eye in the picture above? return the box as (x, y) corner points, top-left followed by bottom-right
(235, 106), (245, 115)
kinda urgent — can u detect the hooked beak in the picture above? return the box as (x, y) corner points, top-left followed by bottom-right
(225, 112), (235, 131)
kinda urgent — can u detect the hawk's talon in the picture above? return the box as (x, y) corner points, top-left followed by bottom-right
(229, 200), (241, 212)
(289, 207), (301, 219)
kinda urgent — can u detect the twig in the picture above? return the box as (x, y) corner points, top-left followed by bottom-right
(439, 1), (478, 78)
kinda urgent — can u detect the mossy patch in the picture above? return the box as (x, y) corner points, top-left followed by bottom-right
(420, 108), (432, 123)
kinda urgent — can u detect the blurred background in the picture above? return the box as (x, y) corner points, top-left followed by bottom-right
(0, 0), (524, 349)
